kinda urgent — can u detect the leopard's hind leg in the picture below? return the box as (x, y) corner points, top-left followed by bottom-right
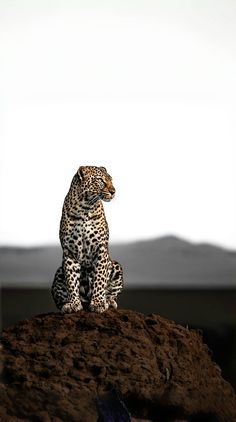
(106, 260), (124, 309)
(51, 266), (68, 311)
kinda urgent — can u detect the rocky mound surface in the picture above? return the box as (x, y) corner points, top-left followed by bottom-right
(0, 309), (236, 422)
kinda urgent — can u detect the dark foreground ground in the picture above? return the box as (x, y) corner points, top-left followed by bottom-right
(1, 309), (236, 421)
(1, 287), (236, 390)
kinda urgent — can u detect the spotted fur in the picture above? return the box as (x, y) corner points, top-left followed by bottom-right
(51, 166), (124, 314)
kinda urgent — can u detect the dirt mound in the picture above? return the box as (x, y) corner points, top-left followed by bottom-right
(0, 309), (236, 421)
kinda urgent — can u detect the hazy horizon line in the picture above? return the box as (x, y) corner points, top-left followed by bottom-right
(0, 234), (235, 253)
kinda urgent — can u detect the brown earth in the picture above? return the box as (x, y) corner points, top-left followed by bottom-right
(0, 309), (236, 422)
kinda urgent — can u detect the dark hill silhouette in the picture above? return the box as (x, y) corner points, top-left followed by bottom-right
(1, 236), (236, 288)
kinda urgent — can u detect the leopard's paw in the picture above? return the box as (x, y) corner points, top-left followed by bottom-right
(107, 298), (118, 309)
(61, 300), (83, 314)
(89, 300), (109, 313)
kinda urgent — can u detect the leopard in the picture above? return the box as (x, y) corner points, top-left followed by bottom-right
(51, 165), (124, 314)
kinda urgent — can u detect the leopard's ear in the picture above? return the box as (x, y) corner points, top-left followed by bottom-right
(77, 166), (86, 181)
(100, 166), (107, 172)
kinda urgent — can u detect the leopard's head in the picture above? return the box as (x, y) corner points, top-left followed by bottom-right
(77, 166), (115, 205)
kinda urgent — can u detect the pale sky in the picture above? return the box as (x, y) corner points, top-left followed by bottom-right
(1, 1), (236, 248)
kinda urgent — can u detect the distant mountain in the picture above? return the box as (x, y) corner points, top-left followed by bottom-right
(0, 236), (236, 288)
(111, 236), (236, 288)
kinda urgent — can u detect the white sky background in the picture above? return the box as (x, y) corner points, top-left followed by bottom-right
(0, 1), (236, 248)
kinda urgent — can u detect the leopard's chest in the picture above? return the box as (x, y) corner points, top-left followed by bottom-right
(65, 212), (108, 262)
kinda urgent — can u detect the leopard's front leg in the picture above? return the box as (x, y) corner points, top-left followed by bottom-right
(89, 247), (110, 313)
(61, 251), (83, 314)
